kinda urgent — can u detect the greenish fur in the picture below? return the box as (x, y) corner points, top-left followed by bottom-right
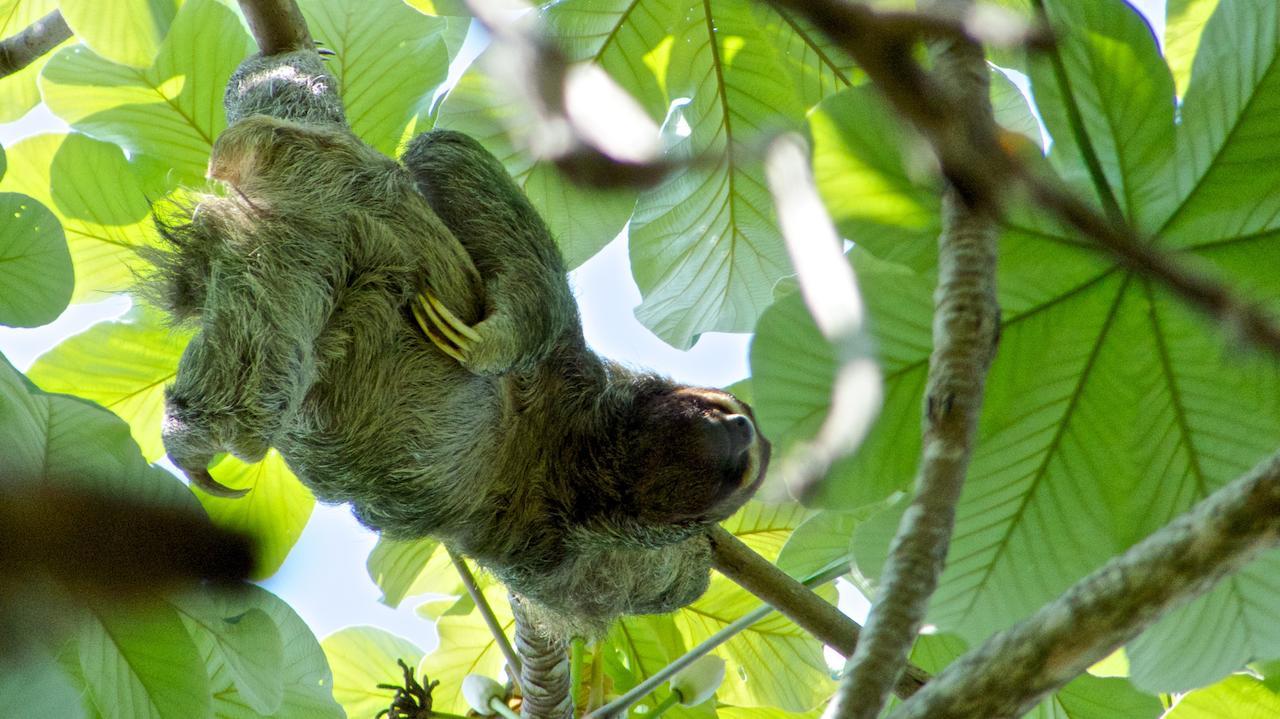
(148, 51), (765, 637)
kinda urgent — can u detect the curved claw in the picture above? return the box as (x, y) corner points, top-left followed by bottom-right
(412, 287), (480, 364)
(186, 466), (250, 499)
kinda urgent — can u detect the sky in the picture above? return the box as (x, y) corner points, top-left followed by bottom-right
(0, 0), (1168, 651)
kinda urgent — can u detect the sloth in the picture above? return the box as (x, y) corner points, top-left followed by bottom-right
(148, 50), (768, 635)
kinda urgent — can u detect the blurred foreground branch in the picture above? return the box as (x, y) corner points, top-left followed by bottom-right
(0, 10), (71, 79)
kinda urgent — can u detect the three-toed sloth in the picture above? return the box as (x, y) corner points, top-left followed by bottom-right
(149, 50), (768, 635)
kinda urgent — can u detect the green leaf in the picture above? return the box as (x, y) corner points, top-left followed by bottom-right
(366, 535), (441, 607)
(0, 643), (88, 719)
(1165, 675), (1280, 718)
(989, 67), (1040, 144)
(175, 596), (285, 716)
(1163, 0), (1280, 248)
(58, 0), (179, 68)
(302, 0), (453, 155)
(417, 583), (513, 714)
(41, 0), (254, 185)
(605, 615), (713, 719)
(322, 626), (425, 719)
(0, 133), (159, 301)
(76, 599), (210, 719)
(0, 192), (71, 327)
(192, 585), (342, 719)
(0, 0), (63, 122)
(774, 509), (859, 579)
(1165, 0), (1220, 96)
(1029, 0), (1177, 232)
(436, 55), (637, 268)
(28, 306), (190, 461)
(197, 451), (316, 579)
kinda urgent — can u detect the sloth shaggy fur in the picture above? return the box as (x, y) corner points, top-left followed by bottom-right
(148, 51), (768, 636)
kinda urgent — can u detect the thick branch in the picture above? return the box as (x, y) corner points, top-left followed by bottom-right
(765, 0), (1280, 359)
(0, 10), (71, 80)
(707, 528), (928, 698)
(887, 449), (1280, 718)
(236, 0), (313, 54)
(828, 6), (1001, 718)
(510, 592), (572, 719)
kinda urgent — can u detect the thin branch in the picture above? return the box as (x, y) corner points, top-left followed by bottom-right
(764, 0), (1280, 361)
(448, 548), (523, 693)
(585, 559), (851, 719)
(887, 449), (1280, 719)
(828, 4), (1001, 717)
(510, 592), (572, 719)
(235, 0), (314, 54)
(0, 10), (71, 80)
(706, 527), (928, 697)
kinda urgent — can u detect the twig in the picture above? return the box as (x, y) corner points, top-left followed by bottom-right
(235, 0), (314, 54)
(706, 528), (928, 697)
(887, 449), (1280, 719)
(448, 548), (523, 693)
(510, 592), (572, 719)
(0, 10), (72, 80)
(764, 0), (1280, 360)
(826, 4), (1001, 717)
(587, 559), (855, 719)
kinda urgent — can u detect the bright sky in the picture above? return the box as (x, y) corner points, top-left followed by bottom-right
(0, 0), (1169, 649)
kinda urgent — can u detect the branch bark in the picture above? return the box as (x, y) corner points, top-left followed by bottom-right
(826, 4), (1001, 717)
(510, 592), (573, 719)
(887, 449), (1280, 719)
(236, 0), (314, 54)
(707, 527), (928, 698)
(0, 10), (71, 80)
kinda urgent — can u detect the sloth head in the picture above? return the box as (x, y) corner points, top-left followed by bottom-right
(621, 386), (770, 528)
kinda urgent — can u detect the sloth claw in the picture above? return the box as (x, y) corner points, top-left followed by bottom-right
(187, 466), (250, 499)
(413, 288), (479, 364)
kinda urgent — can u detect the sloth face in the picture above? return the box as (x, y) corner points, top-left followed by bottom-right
(627, 387), (771, 526)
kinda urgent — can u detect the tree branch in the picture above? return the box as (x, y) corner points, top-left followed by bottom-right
(887, 449), (1280, 719)
(827, 3), (1001, 716)
(510, 592), (572, 719)
(0, 10), (71, 80)
(707, 527), (928, 698)
(764, 0), (1280, 360)
(449, 549), (524, 693)
(235, 0), (314, 54)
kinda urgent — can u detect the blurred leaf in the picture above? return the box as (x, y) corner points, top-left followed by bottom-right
(323, 626), (425, 719)
(403, 0), (470, 16)
(303, 0), (452, 155)
(197, 451), (316, 579)
(1165, 675), (1280, 718)
(366, 536), (441, 608)
(774, 510), (859, 579)
(28, 306), (190, 461)
(989, 67), (1040, 144)
(58, 0), (179, 68)
(0, 644), (87, 719)
(76, 599), (210, 719)
(0, 133), (158, 301)
(0, 192), (71, 327)
(0, 0), (62, 122)
(41, 0), (254, 184)
(1165, 0), (1220, 96)
(418, 583), (512, 714)
(175, 596), (284, 715)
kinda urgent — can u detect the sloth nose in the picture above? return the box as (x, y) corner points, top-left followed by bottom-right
(723, 414), (755, 454)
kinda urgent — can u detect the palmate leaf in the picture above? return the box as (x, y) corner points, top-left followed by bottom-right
(792, 0), (1280, 694)
(322, 626), (425, 719)
(0, 133), (160, 301)
(0, 192), (71, 327)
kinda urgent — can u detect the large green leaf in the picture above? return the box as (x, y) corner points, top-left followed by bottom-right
(302, 0), (452, 155)
(323, 627), (425, 719)
(417, 583), (513, 714)
(1165, 675), (1280, 718)
(41, 0), (254, 185)
(1165, 0), (1221, 96)
(1029, 0), (1176, 232)
(76, 599), (210, 719)
(365, 535), (440, 607)
(28, 306), (190, 461)
(174, 596), (285, 716)
(0, 133), (159, 301)
(0, 644), (87, 719)
(58, 0), (179, 68)
(196, 451), (316, 579)
(191, 585), (343, 719)
(0, 0), (63, 122)
(1162, 0), (1280, 248)
(0, 192), (71, 327)
(435, 55), (638, 268)
(604, 615), (714, 719)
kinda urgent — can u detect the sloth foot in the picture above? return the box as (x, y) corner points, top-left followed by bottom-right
(412, 288), (480, 364)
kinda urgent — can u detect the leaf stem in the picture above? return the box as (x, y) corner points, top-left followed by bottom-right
(448, 548), (523, 692)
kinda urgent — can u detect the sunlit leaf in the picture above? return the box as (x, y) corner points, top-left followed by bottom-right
(366, 536), (441, 608)
(323, 626), (424, 719)
(0, 0), (62, 122)
(0, 192), (71, 327)
(418, 583), (513, 714)
(1165, 0), (1220, 96)
(58, 0), (179, 68)
(197, 451), (316, 579)
(1164, 675), (1280, 718)
(175, 596), (285, 715)
(604, 615), (713, 719)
